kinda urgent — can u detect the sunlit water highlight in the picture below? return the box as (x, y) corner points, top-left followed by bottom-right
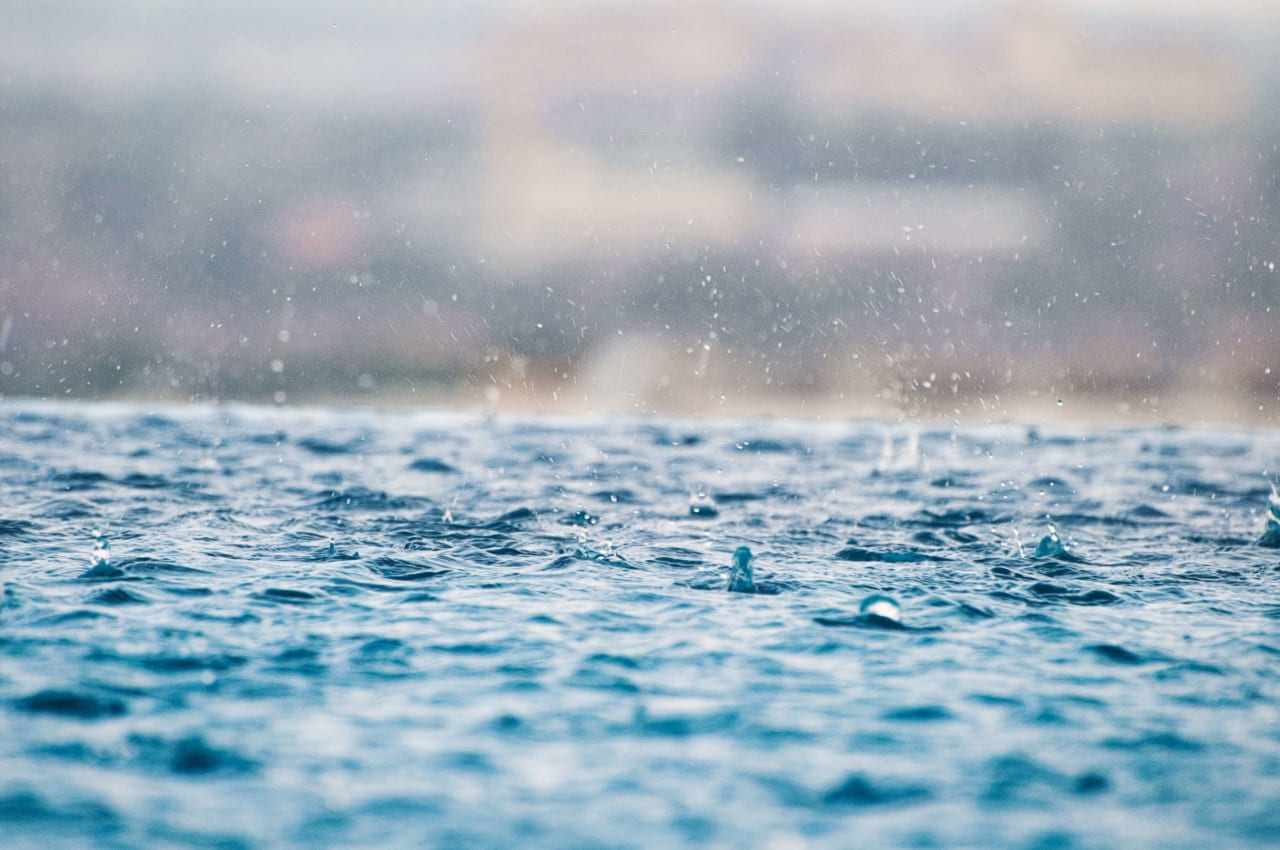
(1, 402), (1279, 849)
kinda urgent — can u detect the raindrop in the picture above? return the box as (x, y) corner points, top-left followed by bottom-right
(689, 489), (718, 517)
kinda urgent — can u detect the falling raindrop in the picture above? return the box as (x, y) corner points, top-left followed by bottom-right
(689, 489), (718, 517)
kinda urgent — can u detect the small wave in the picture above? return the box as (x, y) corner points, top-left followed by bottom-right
(813, 612), (937, 631)
(565, 667), (640, 693)
(255, 587), (321, 604)
(88, 587), (149, 605)
(116, 557), (209, 575)
(138, 653), (247, 673)
(365, 556), (449, 582)
(297, 436), (366, 455)
(130, 733), (257, 776)
(881, 705), (952, 723)
(308, 542), (361, 561)
(117, 472), (172, 490)
(1087, 643), (1148, 664)
(1028, 583), (1120, 606)
(729, 438), (809, 454)
(981, 754), (1109, 804)
(0, 789), (122, 832)
(31, 497), (98, 519)
(14, 689), (127, 720)
(408, 457), (457, 474)
(821, 773), (933, 807)
(650, 430), (703, 447)
(478, 507), (539, 531)
(835, 545), (942, 563)
(915, 508), (1010, 527)
(1028, 476), (1073, 491)
(1103, 731), (1204, 752)
(0, 519), (36, 537)
(314, 487), (431, 512)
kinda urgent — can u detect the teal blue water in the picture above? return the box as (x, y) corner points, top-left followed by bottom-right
(1, 402), (1278, 849)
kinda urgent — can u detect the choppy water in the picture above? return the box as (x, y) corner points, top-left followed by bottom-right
(2, 402), (1279, 849)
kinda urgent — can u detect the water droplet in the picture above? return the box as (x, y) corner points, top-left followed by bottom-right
(91, 531), (110, 569)
(689, 489), (718, 517)
(1034, 522), (1069, 558)
(859, 594), (901, 622)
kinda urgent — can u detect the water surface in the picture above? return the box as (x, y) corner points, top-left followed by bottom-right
(2, 402), (1278, 848)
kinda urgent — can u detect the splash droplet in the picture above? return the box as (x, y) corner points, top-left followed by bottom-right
(689, 489), (718, 517)
(91, 530), (110, 569)
(81, 529), (121, 580)
(859, 593), (901, 623)
(1257, 483), (1280, 547)
(727, 546), (755, 593)
(1035, 522), (1069, 558)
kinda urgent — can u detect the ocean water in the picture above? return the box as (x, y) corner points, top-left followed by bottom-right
(2, 402), (1278, 849)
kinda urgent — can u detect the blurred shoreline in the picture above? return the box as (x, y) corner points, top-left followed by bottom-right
(2, 2), (1278, 425)
(21, 382), (1273, 429)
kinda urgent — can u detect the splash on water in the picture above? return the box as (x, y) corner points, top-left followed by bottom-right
(858, 593), (902, 623)
(689, 488), (718, 517)
(875, 429), (923, 475)
(574, 538), (630, 568)
(727, 545), (756, 593)
(80, 529), (120, 580)
(1034, 522), (1069, 558)
(1257, 483), (1280, 548)
(92, 530), (110, 567)
(1010, 525), (1027, 557)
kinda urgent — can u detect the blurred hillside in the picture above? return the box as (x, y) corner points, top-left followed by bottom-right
(2, 0), (1279, 423)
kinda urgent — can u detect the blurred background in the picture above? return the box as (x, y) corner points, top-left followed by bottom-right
(2, 0), (1278, 423)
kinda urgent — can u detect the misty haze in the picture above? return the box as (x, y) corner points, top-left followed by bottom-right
(3, 0), (1278, 423)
